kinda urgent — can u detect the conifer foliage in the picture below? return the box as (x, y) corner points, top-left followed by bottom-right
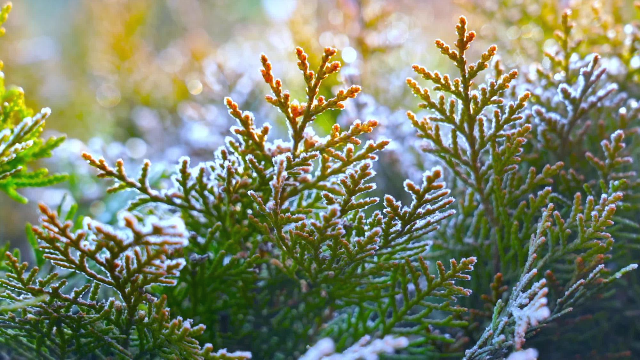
(79, 46), (476, 358)
(1, 1), (640, 359)
(406, 13), (639, 360)
(0, 3), (65, 203)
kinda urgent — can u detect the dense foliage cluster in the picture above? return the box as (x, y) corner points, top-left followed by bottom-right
(2, 1), (640, 359)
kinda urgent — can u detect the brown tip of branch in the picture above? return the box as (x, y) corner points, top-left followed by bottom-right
(324, 47), (337, 56)
(38, 202), (50, 213)
(347, 85), (362, 97)
(467, 31), (476, 42)
(224, 97), (237, 109)
(295, 47), (307, 60)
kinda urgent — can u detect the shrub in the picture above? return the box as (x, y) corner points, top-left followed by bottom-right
(1, 2), (639, 359)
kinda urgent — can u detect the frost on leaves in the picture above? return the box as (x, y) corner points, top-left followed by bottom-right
(73, 46), (476, 358)
(0, 205), (235, 359)
(0, 2), (65, 203)
(406, 16), (637, 359)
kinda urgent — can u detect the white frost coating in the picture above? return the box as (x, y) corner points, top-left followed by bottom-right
(270, 138), (293, 150)
(569, 52), (580, 64)
(613, 264), (638, 279)
(81, 212), (189, 248)
(125, 212), (188, 245)
(163, 258), (187, 271)
(271, 153), (290, 167)
(299, 335), (409, 360)
(299, 338), (335, 360)
(224, 135), (237, 148)
(177, 155), (191, 169)
(267, 154), (290, 210)
(212, 348), (252, 359)
(512, 280), (550, 350)
(302, 125), (318, 138)
(506, 348), (539, 360)
(169, 156), (192, 190)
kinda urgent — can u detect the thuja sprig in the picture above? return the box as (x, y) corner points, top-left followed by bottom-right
(252, 159), (475, 355)
(443, 2), (640, 357)
(407, 16), (544, 226)
(517, 10), (640, 189)
(465, 195), (637, 359)
(79, 45), (479, 357)
(260, 47), (360, 158)
(586, 130), (635, 187)
(0, 2), (66, 203)
(406, 16), (566, 285)
(405, 16), (638, 358)
(547, 10), (582, 79)
(34, 203), (187, 293)
(529, 54), (619, 165)
(321, 255), (477, 355)
(246, 48), (476, 354)
(519, 8), (640, 278)
(0, 205), (246, 359)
